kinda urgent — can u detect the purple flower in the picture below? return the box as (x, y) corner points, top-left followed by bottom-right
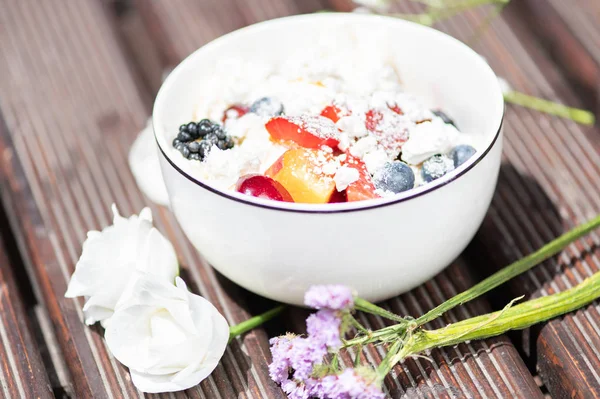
(311, 368), (385, 399)
(281, 379), (310, 399)
(268, 333), (328, 385)
(304, 285), (354, 310)
(306, 309), (342, 350)
(268, 335), (294, 384)
(288, 336), (328, 380)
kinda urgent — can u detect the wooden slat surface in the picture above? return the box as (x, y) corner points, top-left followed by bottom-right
(0, 0), (288, 397)
(2, 0), (599, 398)
(377, 2), (600, 398)
(0, 233), (53, 399)
(516, 0), (600, 115)
(131, 1), (548, 397)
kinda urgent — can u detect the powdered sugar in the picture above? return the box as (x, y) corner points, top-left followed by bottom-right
(334, 166), (360, 191)
(166, 38), (476, 201)
(286, 115), (339, 140)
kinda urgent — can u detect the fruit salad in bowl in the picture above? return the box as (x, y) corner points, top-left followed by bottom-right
(167, 58), (479, 204)
(153, 13), (504, 305)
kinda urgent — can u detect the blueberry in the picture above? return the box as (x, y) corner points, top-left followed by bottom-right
(198, 119), (214, 136)
(177, 131), (192, 142)
(217, 137), (235, 150)
(250, 97), (284, 117)
(224, 136), (235, 149)
(180, 145), (190, 159)
(449, 145), (476, 167)
(432, 110), (456, 127)
(204, 133), (219, 145)
(421, 154), (455, 183)
(186, 122), (199, 138)
(172, 138), (182, 147)
(174, 142), (186, 152)
(189, 153), (201, 161)
(198, 140), (212, 158)
(373, 161), (415, 194)
(213, 126), (227, 140)
(188, 141), (201, 153)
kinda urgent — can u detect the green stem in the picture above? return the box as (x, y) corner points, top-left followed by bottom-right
(228, 305), (285, 343)
(399, 271), (600, 360)
(343, 322), (408, 348)
(376, 339), (403, 381)
(415, 214), (600, 327)
(354, 345), (363, 367)
(504, 91), (595, 126)
(392, 0), (509, 26)
(354, 297), (406, 323)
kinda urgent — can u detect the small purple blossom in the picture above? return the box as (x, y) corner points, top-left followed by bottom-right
(268, 336), (294, 384)
(315, 368), (385, 399)
(281, 379), (310, 399)
(306, 309), (343, 350)
(304, 285), (354, 310)
(269, 334), (328, 385)
(289, 336), (328, 380)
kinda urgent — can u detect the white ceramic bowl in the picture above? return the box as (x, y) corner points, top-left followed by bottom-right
(153, 13), (504, 306)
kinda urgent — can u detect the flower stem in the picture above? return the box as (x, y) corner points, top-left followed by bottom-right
(354, 297), (406, 323)
(415, 214), (600, 327)
(504, 91), (595, 126)
(343, 322), (408, 348)
(376, 339), (403, 381)
(391, 0), (509, 26)
(228, 305), (285, 343)
(398, 270), (600, 361)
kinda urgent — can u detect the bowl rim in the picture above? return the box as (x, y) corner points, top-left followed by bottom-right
(153, 13), (505, 214)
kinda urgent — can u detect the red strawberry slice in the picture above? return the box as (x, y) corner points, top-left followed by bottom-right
(365, 109), (384, 132)
(320, 105), (349, 123)
(343, 155), (380, 202)
(364, 109), (408, 156)
(265, 116), (339, 149)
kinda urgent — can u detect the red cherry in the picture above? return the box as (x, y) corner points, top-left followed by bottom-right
(328, 189), (347, 203)
(236, 175), (294, 202)
(222, 104), (249, 123)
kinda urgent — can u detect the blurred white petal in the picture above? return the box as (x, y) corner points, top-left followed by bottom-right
(65, 205), (179, 326)
(129, 120), (170, 206)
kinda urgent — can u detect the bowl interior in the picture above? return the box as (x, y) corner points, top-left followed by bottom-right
(153, 13), (504, 211)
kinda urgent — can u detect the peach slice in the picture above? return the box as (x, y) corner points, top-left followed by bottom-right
(265, 148), (336, 204)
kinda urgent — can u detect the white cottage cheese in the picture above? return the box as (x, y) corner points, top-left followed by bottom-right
(167, 47), (476, 201)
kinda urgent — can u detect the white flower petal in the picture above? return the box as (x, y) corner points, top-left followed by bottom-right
(129, 120), (170, 206)
(105, 274), (229, 393)
(129, 360), (220, 394)
(138, 228), (179, 282)
(65, 205), (178, 326)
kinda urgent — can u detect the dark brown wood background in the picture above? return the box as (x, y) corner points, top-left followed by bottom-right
(0, 0), (599, 398)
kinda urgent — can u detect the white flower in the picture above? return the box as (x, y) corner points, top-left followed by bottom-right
(105, 275), (229, 393)
(65, 205), (178, 327)
(129, 119), (170, 206)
